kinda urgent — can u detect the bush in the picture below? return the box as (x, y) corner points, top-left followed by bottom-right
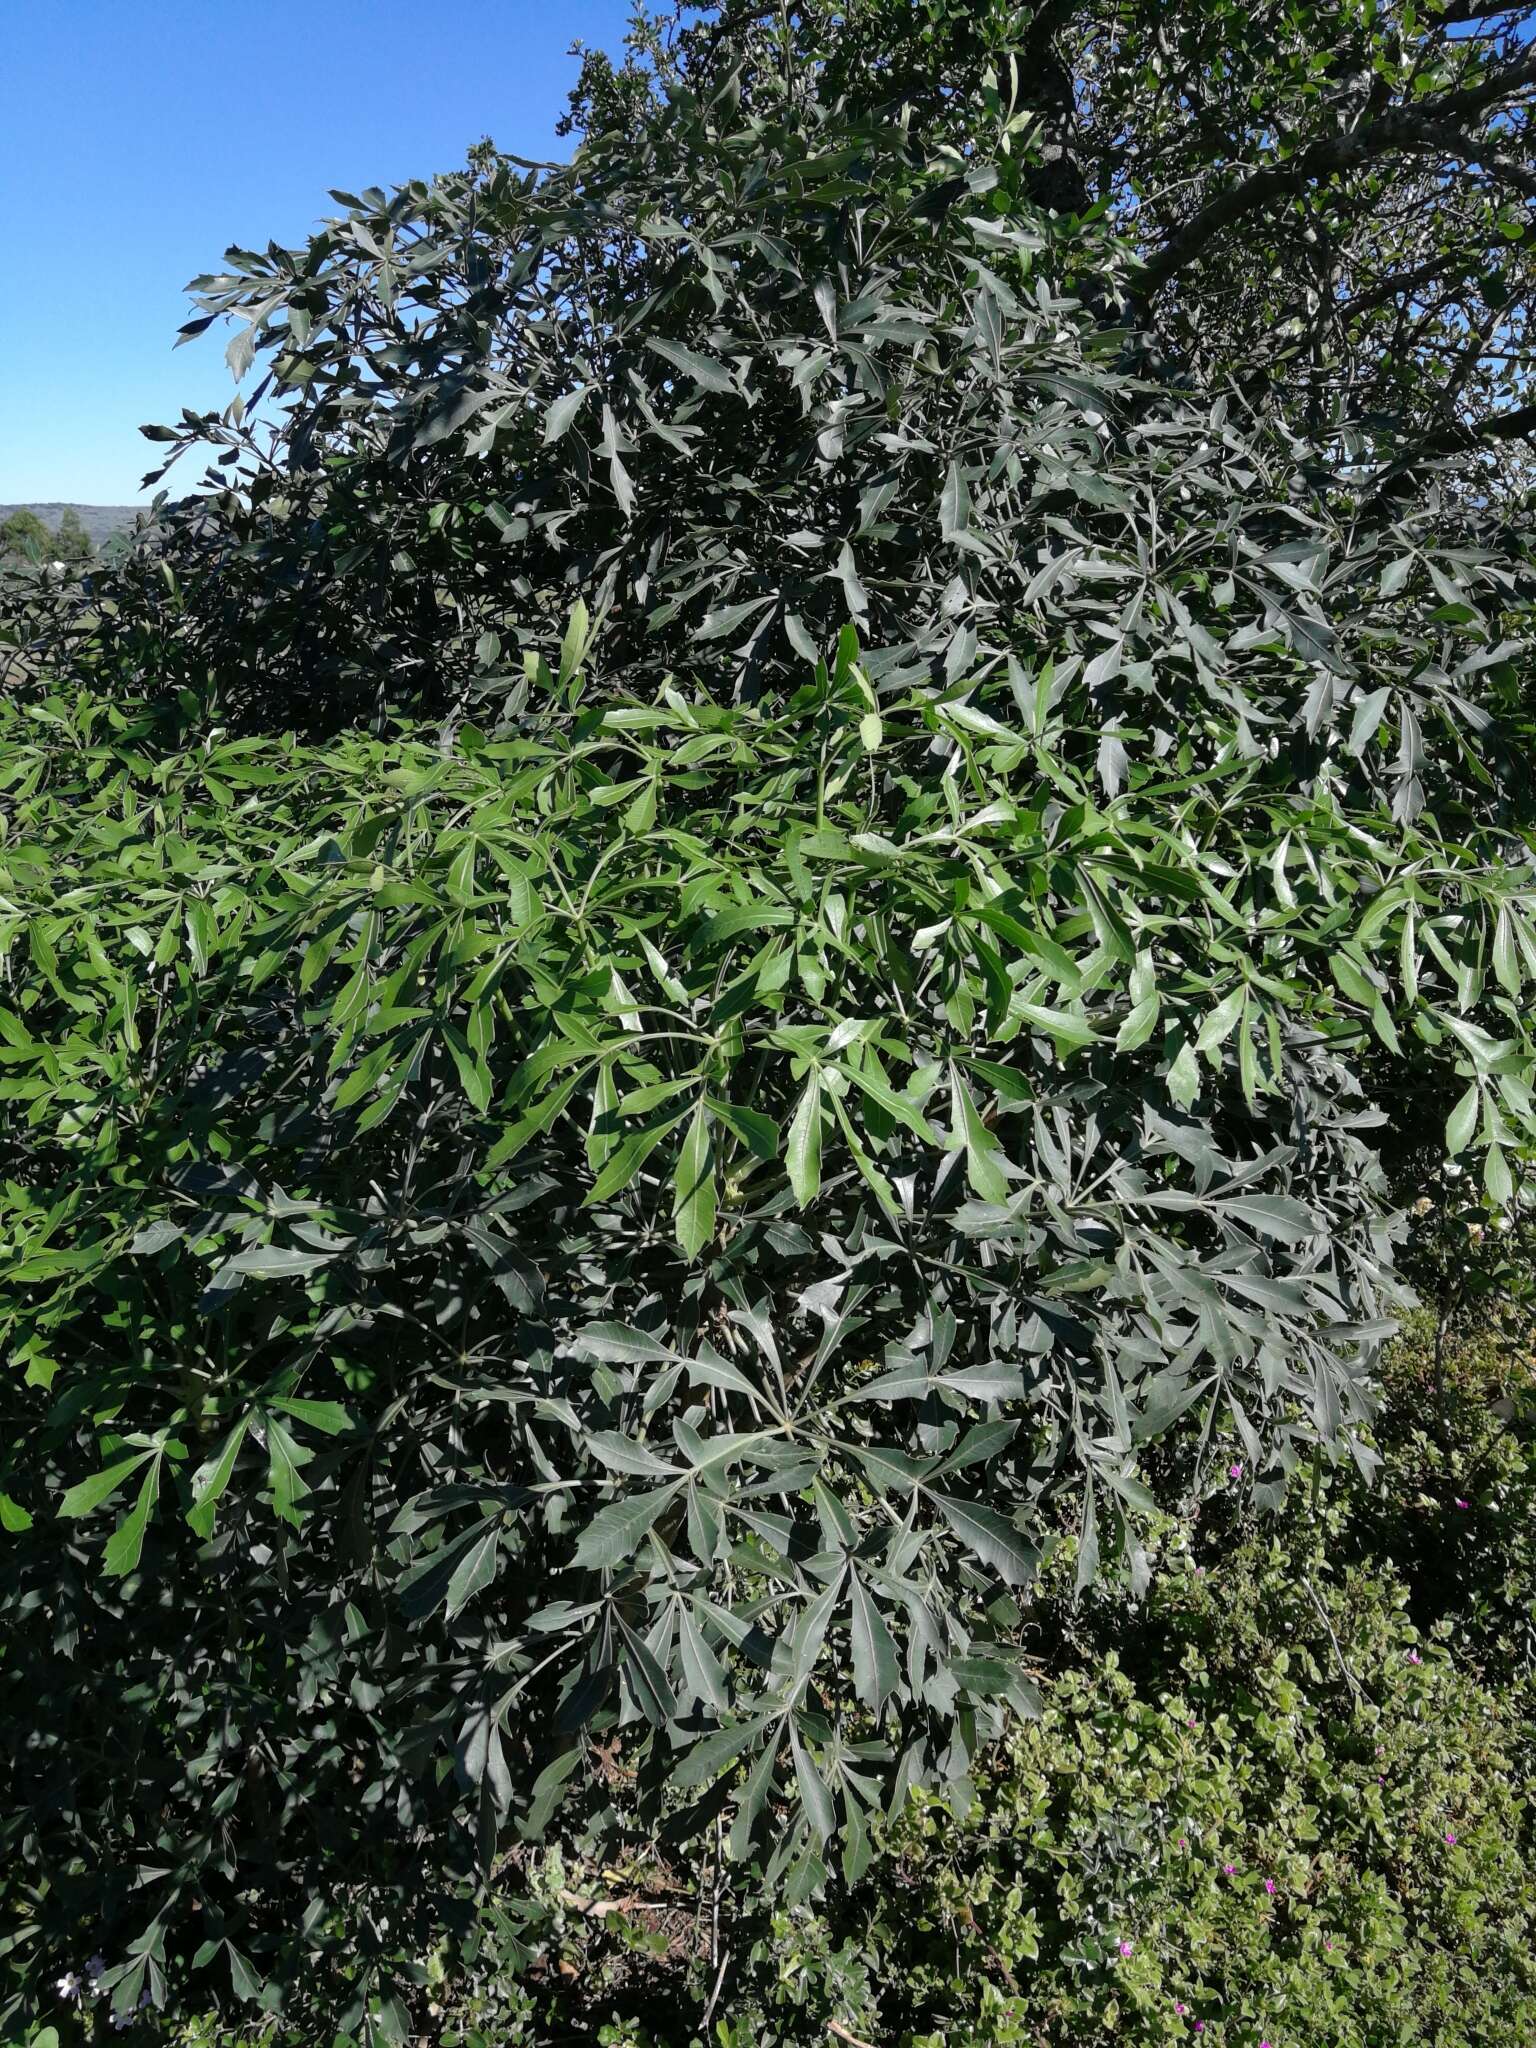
(4, 652), (1536, 2038)
(408, 1329), (1536, 2048)
(46, 1323), (1521, 2048)
(6, 3), (1536, 2042)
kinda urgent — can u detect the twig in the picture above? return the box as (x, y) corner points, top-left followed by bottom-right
(829, 2023), (879, 2048)
(1300, 1572), (1365, 1708)
(700, 1944), (731, 2034)
(558, 1888), (679, 1917)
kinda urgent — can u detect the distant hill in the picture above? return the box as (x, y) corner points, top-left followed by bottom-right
(0, 503), (144, 548)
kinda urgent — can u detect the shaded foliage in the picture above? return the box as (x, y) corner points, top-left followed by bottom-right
(3, 3), (1536, 2042)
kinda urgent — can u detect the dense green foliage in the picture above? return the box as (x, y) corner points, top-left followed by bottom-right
(15, 1320), (1534, 2045)
(0, 509), (93, 568)
(1, 511), (55, 567)
(11, 2), (1536, 726)
(3, 1), (1536, 2042)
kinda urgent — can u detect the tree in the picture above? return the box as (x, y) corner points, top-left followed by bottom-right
(19, 1), (1524, 731)
(52, 507), (93, 563)
(2, 4), (1536, 2037)
(0, 506), (53, 563)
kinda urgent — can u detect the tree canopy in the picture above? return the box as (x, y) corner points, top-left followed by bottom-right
(2, 4), (1535, 2041)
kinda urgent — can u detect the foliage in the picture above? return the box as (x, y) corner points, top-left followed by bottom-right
(1, 509), (55, 565)
(3, 579), (1536, 2029)
(24, 1320), (1533, 2046)
(424, 1323), (1536, 2048)
(8, 3), (1535, 726)
(4, 3), (1536, 2043)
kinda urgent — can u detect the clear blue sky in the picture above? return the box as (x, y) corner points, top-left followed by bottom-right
(0, 0), (634, 505)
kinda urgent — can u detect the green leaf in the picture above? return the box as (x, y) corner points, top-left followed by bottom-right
(187, 1417), (251, 1540)
(543, 385), (593, 443)
(1446, 1081), (1480, 1158)
(59, 1450), (155, 1521)
(559, 598), (591, 689)
(950, 1067), (1009, 1203)
(838, 1060), (941, 1140)
(706, 1094), (780, 1162)
(791, 1730), (837, 1842)
(445, 1520), (502, 1617)
(1014, 1001), (1100, 1049)
(264, 1416), (313, 1528)
(787, 1073), (824, 1205)
(484, 1074), (579, 1168)
(1116, 993), (1161, 1051)
(572, 1486), (677, 1569)
(617, 1615), (678, 1724)
(847, 1571), (900, 1712)
(103, 1460), (160, 1578)
(226, 1944), (263, 2001)
(444, 1023), (493, 1113)
(1223, 1193), (1316, 1243)
(587, 1112), (688, 1204)
(1194, 984), (1247, 1053)
(267, 1396), (354, 1435)
(674, 1100), (717, 1261)
(575, 1323), (678, 1366)
(930, 1493), (1038, 1585)
(228, 1243), (335, 1279)
(646, 336), (736, 393)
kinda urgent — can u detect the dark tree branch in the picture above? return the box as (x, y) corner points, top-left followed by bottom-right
(1136, 46), (1536, 295)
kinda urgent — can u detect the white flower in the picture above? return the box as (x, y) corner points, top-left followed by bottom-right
(56, 1973), (81, 2001)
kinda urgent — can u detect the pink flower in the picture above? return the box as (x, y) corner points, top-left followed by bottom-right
(1223, 1862), (1236, 1875)
(1264, 1878), (1277, 1895)
(1187, 1715), (1197, 1728)
(1175, 2003), (1187, 2016)
(1118, 1939), (1134, 1957)
(1456, 1497), (1469, 1508)
(1324, 1938), (1333, 1951)
(1194, 2023), (1205, 2034)
(1445, 1830), (1457, 1845)
(1409, 1650), (1421, 1665)
(1179, 1837), (1188, 1849)
(1229, 1461), (1243, 1479)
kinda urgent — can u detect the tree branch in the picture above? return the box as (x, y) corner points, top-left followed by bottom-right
(1137, 47), (1536, 295)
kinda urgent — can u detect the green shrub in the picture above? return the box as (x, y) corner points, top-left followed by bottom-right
(411, 1354), (1535, 2048)
(5, 679), (1536, 2041)
(6, 3), (1536, 2043)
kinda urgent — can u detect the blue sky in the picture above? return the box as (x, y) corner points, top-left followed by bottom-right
(0, 0), (634, 504)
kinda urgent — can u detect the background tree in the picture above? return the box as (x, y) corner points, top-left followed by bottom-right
(0, 506), (54, 564)
(52, 506), (94, 564)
